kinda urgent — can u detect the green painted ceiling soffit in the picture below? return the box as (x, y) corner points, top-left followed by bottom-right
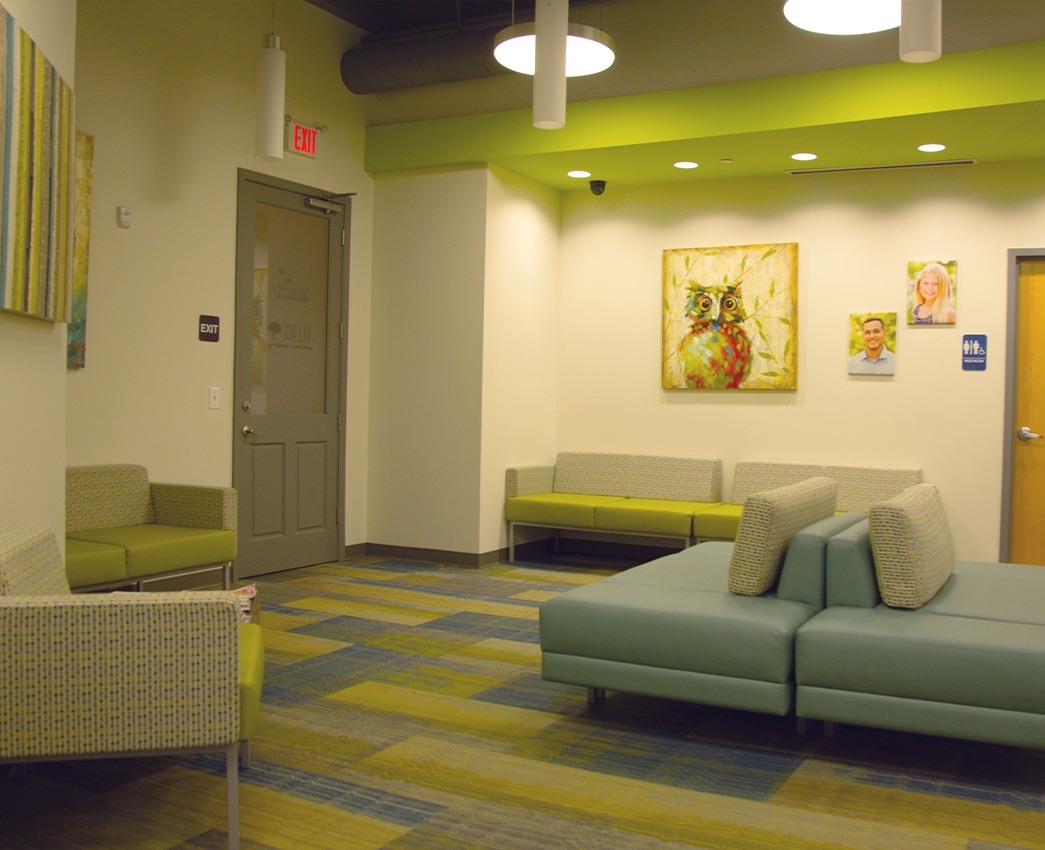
(365, 40), (1045, 190)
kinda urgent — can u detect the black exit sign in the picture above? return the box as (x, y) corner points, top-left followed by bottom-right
(199, 315), (220, 342)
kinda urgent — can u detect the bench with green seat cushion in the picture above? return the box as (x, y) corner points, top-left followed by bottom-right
(691, 460), (922, 540)
(66, 464), (237, 590)
(506, 452), (723, 560)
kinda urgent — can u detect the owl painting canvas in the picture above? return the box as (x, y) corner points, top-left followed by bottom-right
(662, 243), (798, 390)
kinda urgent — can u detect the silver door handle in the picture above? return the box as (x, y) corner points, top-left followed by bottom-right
(1017, 426), (1041, 441)
(242, 425), (256, 437)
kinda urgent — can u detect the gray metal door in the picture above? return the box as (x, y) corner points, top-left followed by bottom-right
(233, 170), (347, 578)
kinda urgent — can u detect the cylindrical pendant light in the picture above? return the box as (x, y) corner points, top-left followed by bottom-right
(532, 0), (567, 130)
(900, 0), (942, 63)
(256, 32), (286, 159)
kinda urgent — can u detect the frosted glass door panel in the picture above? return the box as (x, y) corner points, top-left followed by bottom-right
(251, 203), (328, 415)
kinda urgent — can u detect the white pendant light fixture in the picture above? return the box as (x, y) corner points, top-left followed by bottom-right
(900, 0), (942, 62)
(256, 4), (286, 160)
(494, 0), (615, 130)
(783, 0), (900, 35)
(532, 0), (567, 129)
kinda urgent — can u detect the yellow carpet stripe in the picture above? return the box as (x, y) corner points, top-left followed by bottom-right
(328, 682), (560, 741)
(774, 759), (1045, 849)
(512, 589), (559, 602)
(501, 565), (615, 584)
(292, 581), (541, 620)
(262, 627), (350, 661)
(358, 736), (967, 850)
(285, 595), (444, 625)
(454, 636), (543, 665)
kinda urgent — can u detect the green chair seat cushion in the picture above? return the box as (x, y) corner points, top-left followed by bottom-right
(593, 498), (713, 536)
(64, 538), (128, 588)
(506, 493), (626, 528)
(68, 524), (235, 578)
(691, 504), (744, 539)
(238, 622), (265, 740)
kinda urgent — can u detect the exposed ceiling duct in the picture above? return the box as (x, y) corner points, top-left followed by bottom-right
(340, 26), (510, 94)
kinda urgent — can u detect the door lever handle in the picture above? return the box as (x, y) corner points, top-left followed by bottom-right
(1017, 426), (1041, 441)
(242, 425), (257, 437)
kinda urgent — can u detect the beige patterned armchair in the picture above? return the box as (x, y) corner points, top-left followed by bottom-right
(0, 527), (248, 849)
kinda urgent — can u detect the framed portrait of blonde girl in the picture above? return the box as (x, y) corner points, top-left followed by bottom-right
(908, 260), (957, 325)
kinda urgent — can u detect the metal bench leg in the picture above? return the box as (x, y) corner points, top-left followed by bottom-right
(508, 523), (515, 563)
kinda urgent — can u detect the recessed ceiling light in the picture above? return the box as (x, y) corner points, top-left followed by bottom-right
(567, 169), (591, 178)
(674, 161), (699, 170)
(791, 152), (818, 162)
(720, 158), (734, 164)
(918, 143), (946, 153)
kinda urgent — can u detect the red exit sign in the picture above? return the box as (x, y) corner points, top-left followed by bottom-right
(286, 122), (319, 158)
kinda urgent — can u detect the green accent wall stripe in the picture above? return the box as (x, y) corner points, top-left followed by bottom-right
(365, 41), (1045, 191)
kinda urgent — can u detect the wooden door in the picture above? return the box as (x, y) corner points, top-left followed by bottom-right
(1008, 257), (1045, 564)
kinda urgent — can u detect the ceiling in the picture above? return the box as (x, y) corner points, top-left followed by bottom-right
(304, 1), (1045, 191)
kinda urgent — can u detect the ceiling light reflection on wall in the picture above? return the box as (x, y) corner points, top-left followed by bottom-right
(783, 0), (900, 34)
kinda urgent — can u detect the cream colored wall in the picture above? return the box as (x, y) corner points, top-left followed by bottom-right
(368, 167), (488, 552)
(479, 166), (561, 553)
(0, 1), (76, 542)
(68, 0), (373, 545)
(557, 161), (1045, 562)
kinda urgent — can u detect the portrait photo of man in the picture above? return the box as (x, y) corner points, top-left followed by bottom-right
(848, 313), (897, 376)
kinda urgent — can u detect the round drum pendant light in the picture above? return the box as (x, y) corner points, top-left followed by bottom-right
(783, 0), (900, 35)
(493, 22), (615, 77)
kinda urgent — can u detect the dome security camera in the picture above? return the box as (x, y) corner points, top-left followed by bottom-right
(589, 179), (606, 196)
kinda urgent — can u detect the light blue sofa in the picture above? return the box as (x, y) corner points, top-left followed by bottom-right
(540, 477), (862, 716)
(795, 493), (1045, 751)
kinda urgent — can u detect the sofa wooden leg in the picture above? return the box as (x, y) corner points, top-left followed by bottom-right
(587, 687), (606, 706)
(796, 717), (808, 736)
(824, 721), (838, 738)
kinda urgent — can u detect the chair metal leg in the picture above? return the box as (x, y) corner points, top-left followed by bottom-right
(508, 523), (515, 563)
(239, 740), (251, 770)
(587, 687), (606, 706)
(226, 744), (239, 850)
(223, 562), (232, 590)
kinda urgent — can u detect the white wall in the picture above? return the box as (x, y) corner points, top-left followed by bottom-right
(557, 160), (1045, 561)
(0, 0), (76, 542)
(69, 0), (373, 545)
(479, 166), (561, 553)
(368, 167), (488, 553)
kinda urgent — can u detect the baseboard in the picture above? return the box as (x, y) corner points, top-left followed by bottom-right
(343, 542), (368, 560)
(360, 543), (503, 568)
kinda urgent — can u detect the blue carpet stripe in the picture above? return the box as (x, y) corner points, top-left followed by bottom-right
(186, 755), (443, 826)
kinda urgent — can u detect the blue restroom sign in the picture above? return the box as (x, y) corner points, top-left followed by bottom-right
(962, 334), (986, 371)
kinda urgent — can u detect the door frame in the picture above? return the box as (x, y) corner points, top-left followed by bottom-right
(1000, 246), (1045, 562)
(233, 168), (350, 572)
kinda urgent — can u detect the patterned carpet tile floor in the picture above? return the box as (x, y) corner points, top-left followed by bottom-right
(0, 557), (1042, 849)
